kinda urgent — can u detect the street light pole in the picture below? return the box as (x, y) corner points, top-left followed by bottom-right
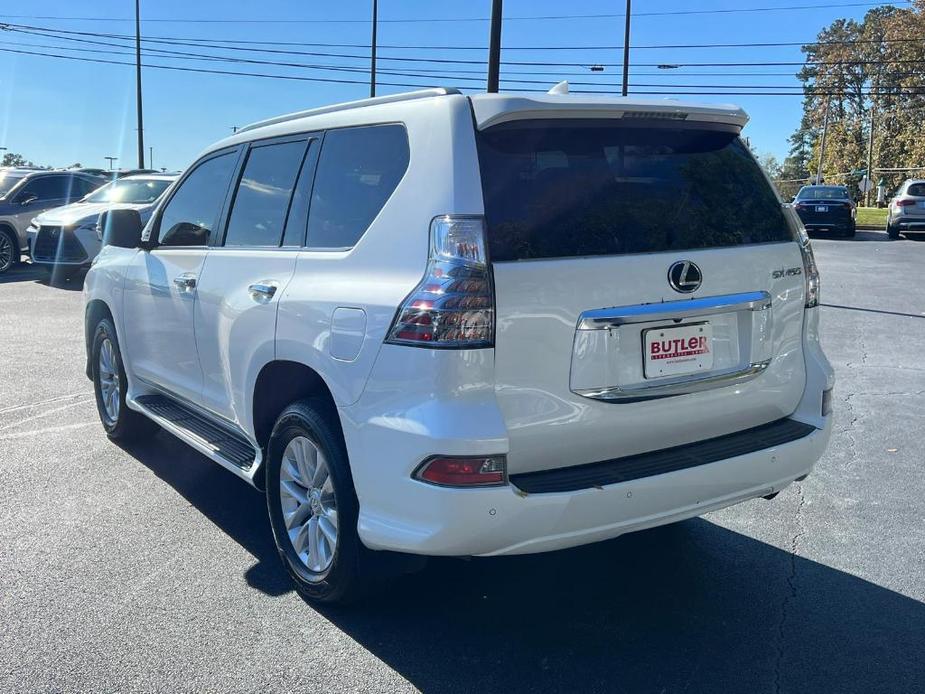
(487, 0), (503, 93)
(369, 0), (378, 98)
(621, 0), (632, 96)
(105, 157), (118, 170)
(135, 0), (145, 169)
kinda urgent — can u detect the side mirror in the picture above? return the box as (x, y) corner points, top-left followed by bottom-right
(18, 193), (38, 206)
(98, 208), (144, 249)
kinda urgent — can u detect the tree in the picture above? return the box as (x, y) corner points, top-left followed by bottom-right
(2, 152), (33, 167)
(756, 152), (782, 180)
(787, 1), (925, 198)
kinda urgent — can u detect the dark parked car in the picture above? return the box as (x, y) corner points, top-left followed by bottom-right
(792, 185), (856, 238)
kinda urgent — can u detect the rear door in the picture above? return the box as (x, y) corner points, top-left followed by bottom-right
(477, 119), (807, 474)
(194, 135), (317, 424)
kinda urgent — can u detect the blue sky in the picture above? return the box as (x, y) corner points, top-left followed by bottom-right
(0, 0), (903, 171)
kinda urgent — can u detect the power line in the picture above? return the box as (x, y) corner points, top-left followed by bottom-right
(8, 24), (925, 70)
(0, 2), (909, 24)
(6, 21), (925, 52)
(4, 44), (925, 98)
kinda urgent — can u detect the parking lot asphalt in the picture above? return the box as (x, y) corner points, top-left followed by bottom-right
(1, 232), (924, 694)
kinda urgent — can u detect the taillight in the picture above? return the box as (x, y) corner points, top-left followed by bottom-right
(414, 455), (507, 487)
(896, 199), (916, 207)
(784, 205), (820, 308)
(386, 215), (494, 348)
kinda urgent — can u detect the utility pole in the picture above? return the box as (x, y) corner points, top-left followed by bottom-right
(621, 0), (632, 96)
(865, 75), (879, 207)
(487, 0), (502, 93)
(815, 98), (830, 185)
(369, 0), (378, 98)
(135, 0), (145, 169)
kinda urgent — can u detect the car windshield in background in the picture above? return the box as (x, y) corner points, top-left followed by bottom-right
(84, 178), (172, 204)
(0, 172), (27, 198)
(797, 186), (850, 200)
(477, 120), (791, 262)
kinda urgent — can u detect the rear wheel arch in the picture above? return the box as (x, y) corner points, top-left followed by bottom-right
(251, 360), (343, 488)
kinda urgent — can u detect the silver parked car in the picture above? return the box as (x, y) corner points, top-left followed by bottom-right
(0, 169), (103, 273)
(27, 174), (177, 277)
(886, 179), (925, 239)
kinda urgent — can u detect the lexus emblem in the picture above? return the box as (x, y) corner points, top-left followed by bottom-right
(667, 260), (702, 293)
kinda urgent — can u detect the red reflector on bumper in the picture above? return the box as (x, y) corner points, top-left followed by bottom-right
(415, 456), (507, 487)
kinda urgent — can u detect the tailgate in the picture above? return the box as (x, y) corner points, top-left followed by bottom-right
(476, 116), (807, 475)
(492, 244), (806, 474)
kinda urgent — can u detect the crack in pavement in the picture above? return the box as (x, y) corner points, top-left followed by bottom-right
(774, 484), (807, 694)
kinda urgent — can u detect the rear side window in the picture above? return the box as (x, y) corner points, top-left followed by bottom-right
(306, 124), (409, 250)
(158, 151), (237, 247)
(907, 183), (925, 197)
(224, 140), (307, 247)
(477, 120), (791, 261)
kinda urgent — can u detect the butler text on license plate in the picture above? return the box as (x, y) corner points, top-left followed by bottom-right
(644, 323), (714, 378)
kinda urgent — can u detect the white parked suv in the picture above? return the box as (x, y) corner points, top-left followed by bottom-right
(84, 88), (834, 603)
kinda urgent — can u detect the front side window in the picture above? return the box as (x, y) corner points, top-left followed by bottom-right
(85, 178), (172, 204)
(19, 175), (81, 202)
(306, 124), (409, 250)
(158, 152), (237, 247)
(224, 140), (307, 247)
(477, 120), (792, 261)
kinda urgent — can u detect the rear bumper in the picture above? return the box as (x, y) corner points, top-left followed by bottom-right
(352, 414), (830, 557)
(894, 217), (925, 231)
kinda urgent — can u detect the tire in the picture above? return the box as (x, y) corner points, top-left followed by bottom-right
(265, 399), (376, 604)
(845, 223), (856, 238)
(886, 218), (901, 239)
(0, 228), (17, 274)
(91, 318), (158, 441)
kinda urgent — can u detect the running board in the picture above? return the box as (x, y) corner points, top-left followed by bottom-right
(132, 393), (259, 473)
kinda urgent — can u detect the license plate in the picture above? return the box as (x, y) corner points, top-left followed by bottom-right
(644, 323), (713, 379)
(816, 205), (828, 212)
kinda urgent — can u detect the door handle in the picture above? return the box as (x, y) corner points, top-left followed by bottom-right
(173, 274), (197, 292)
(248, 282), (278, 302)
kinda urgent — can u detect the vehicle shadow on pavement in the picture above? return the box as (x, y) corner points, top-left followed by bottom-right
(117, 435), (925, 693)
(116, 432), (294, 598)
(0, 262), (83, 289)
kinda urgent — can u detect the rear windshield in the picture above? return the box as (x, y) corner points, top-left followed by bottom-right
(797, 186), (849, 200)
(476, 120), (791, 262)
(907, 183), (925, 197)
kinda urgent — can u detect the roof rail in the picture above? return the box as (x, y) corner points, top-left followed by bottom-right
(236, 87), (462, 135)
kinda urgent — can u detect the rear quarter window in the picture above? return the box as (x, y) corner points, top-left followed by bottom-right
(476, 119), (792, 261)
(306, 124), (409, 250)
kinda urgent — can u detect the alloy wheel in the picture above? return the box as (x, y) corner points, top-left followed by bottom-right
(0, 233), (13, 272)
(279, 435), (339, 573)
(97, 338), (121, 423)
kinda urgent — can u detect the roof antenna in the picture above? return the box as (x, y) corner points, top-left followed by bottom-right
(548, 80), (569, 95)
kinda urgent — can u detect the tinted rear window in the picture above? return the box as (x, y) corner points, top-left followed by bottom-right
(907, 183), (925, 197)
(477, 120), (791, 261)
(797, 186), (849, 200)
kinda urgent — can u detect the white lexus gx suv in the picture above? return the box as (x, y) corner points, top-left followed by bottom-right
(84, 88), (834, 603)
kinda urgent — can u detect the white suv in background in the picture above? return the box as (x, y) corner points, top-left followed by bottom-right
(28, 174), (177, 279)
(84, 88), (834, 603)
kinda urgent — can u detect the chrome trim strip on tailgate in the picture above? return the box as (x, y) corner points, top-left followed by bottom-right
(573, 359), (771, 402)
(576, 290), (771, 330)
